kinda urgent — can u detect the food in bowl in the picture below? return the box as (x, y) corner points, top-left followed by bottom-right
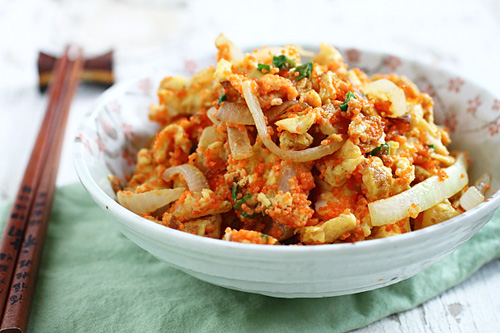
(110, 34), (488, 245)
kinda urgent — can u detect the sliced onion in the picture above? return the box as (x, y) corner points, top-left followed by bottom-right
(206, 106), (219, 125)
(459, 186), (484, 211)
(216, 102), (254, 125)
(227, 126), (253, 160)
(266, 100), (298, 121)
(474, 173), (491, 194)
(242, 80), (344, 162)
(217, 100), (297, 125)
(163, 164), (210, 192)
(364, 79), (407, 118)
(277, 163), (297, 193)
(368, 153), (468, 226)
(117, 188), (185, 215)
(215, 34), (243, 61)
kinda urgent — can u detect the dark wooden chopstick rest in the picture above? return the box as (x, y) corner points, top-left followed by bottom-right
(38, 50), (114, 92)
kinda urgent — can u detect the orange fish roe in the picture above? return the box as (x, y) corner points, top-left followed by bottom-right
(224, 228), (278, 245)
(317, 187), (357, 221)
(258, 74), (298, 101)
(384, 218), (408, 234)
(395, 165), (414, 185)
(438, 169), (449, 182)
(266, 180), (315, 228)
(373, 100), (392, 114)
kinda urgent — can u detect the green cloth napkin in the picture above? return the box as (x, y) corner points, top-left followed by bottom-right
(1, 183), (499, 332)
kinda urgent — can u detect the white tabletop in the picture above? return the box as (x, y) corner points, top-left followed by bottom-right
(1, 0), (499, 331)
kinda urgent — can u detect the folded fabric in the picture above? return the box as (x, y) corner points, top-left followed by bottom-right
(0, 183), (499, 332)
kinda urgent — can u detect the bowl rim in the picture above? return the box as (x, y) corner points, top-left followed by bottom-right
(73, 46), (500, 255)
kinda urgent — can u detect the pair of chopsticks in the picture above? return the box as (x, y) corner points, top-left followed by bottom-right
(0, 46), (84, 332)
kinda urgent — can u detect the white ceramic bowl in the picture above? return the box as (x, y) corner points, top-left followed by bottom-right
(74, 47), (500, 298)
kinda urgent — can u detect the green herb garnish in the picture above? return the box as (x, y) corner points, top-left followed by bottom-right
(367, 143), (390, 157)
(295, 62), (313, 80)
(218, 94), (227, 105)
(427, 144), (435, 149)
(272, 55), (296, 69)
(232, 183), (267, 218)
(234, 193), (252, 211)
(231, 183), (238, 201)
(339, 91), (357, 111)
(257, 63), (271, 72)
(231, 183), (252, 210)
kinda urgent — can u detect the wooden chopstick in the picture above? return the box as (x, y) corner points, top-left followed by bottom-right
(0, 46), (84, 332)
(0, 48), (70, 315)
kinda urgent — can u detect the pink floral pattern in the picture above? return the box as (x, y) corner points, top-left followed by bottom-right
(383, 56), (401, 71)
(444, 113), (458, 133)
(75, 133), (92, 154)
(345, 49), (361, 64)
(99, 118), (114, 137)
(184, 59), (197, 75)
(108, 100), (121, 114)
(467, 95), (482, 114)
(448, 77), (464, 93)
(95, 138), (106, 152)
(423, 84), (436, 97)
(122, 123), (134, 140)
(493, 99), (500, 111)
(122, 148), (136, 167)
(138, 78), (152, 95)
(489, 120), (500, 136)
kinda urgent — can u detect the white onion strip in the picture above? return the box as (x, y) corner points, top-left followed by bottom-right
(117, 188), (185, 215)
(277, 163), (297, 193)
(242, 80), (344, 162)
(368, 153), (468, 226)
(217, 100), (297, 125)
(266, 100), (298, 121)
(474, 173), (491, 194)
(364, 79), (407, 118)
(163, 164), (210, 192)
(227, 125), (253, 160)
(216, 102), (254, 125)
(459, 186), (484, 211)
(206, 106), (219, 125)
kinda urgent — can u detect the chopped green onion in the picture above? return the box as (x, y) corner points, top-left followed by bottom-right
(339, 91), (357, 111)
(232, 183), (252, 210)
(232, 183), (266, 218)
(234, 193), (252, 210)
(367, 143), (390, 157)
(272, 55), (296, 69)
(231, 183), (238, 202)
(218, 94), (227, 105)
(295, 62), (313, 80)
(427, 144), (435, 149)
(257, 63), (271, 72)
